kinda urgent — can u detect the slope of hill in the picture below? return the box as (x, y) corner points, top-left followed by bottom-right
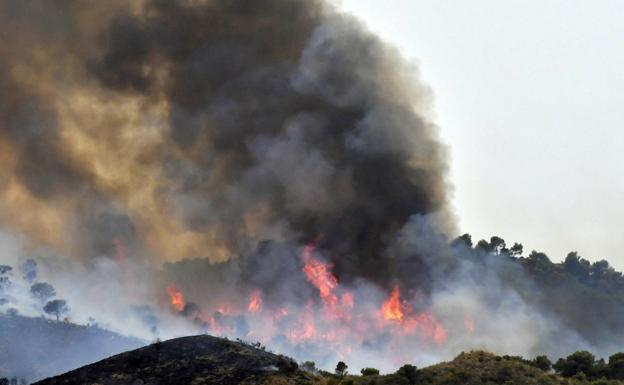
(33, 336), (624, 385)
(34, 335), (320, 385)
(0, 314), (144, 382)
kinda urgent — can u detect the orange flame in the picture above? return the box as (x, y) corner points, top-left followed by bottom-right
(381, 286), (404, 321)
(167, 284), (185, 312)
(302, 243), (338, 306)
(248, 290), (262, 313)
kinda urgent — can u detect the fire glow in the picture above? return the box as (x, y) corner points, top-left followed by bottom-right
(164, 243), (456, 355)
(248, 290), (262, 314)
(167, 284), (185, 312)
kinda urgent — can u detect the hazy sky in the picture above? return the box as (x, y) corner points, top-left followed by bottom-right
(338, 0), (624, 268)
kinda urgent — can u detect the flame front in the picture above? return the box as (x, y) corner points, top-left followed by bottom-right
(163, 245), (450, 356)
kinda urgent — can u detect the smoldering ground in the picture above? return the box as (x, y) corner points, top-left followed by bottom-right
(0, 0), (620, 378)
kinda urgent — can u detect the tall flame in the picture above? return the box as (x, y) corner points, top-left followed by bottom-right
(167, 284), (185, 312)
(248, 290), (262, 314)
(302, 243), (338, 306)
(381, 286), (404, 321)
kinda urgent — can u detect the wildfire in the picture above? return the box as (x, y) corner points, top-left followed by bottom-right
(248, 290), (262, 313)
(381, 286), (405, 321)
(163, 247), (450, 352)
(167, 284), (185, 312)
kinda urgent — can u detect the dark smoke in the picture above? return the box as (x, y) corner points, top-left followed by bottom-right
(0, 0), (452, 289)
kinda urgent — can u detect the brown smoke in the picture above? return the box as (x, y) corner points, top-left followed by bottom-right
(0, 0), (452, 285)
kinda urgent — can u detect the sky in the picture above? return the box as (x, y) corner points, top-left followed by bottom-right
(338, 0), (624, 268)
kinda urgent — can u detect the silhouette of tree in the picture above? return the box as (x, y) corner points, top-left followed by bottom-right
(554, 351), (595, 377)
(335, 361), (348, 377)
(44, 299), (69, 321)
(30, 282), (56, 305)
(396, 364), (418, 384)
(20, 258), (37, 283)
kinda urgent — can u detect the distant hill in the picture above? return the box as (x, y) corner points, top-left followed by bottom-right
(0, 314), (144, 382)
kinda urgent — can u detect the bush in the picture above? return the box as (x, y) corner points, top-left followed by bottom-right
(335, 361), (348, 377)
(396, 364), (418, 384)
(532, 355), (553, 371)
(361, 367), (380, 376)
(276, 355), (298, 373)
(554, 351), (595, 378)
(301, 360), (316, 372)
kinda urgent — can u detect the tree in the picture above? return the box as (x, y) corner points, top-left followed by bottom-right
(489, 236), (506, 254)
(361, 367), (379, 376)
(475, 239), (492, 253)
(526, 251), (553, 272)
(608, 352), (624, 379)
(396, 364), (418, 384)
(335, 361), (348, 377)
(30, 282), (56, 305)
(553, 351), (595, 377)
(452, 233), (473, 248)
(532, 355), (552, 371)
(509, 243), (523, 257)
(44, 299), (69, 321)
(0, 265), (12, 291)
(20, 258), (37, 283)
(564, 252), (591, 281)
(301, 361), (317, 372)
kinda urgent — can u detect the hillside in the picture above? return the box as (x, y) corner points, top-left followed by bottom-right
(33, 336), (624, 385)
(0, 314), (144, 382)
(34, 335), (320, 385)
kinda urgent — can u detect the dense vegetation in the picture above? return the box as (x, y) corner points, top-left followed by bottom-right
(310, 350), (624, 385)
(450, 233), (624, 349)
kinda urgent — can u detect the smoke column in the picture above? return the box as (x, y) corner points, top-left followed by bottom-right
(0, 0), (451, 270)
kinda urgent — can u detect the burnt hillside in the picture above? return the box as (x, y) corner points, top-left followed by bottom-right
(34, 335), (319, 385)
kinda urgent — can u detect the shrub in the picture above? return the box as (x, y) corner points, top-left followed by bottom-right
(396, 364), (418, 384)
(532, 355), (553, 371)
(336, 361), (348, 377)
(361, 367), (380, 376)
